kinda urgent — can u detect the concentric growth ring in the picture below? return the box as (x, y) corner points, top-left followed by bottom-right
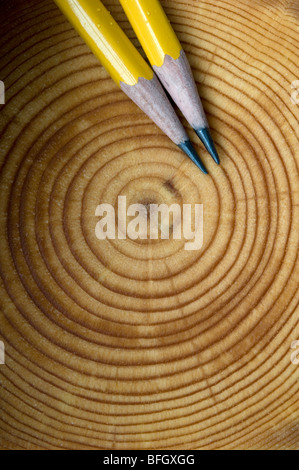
(0, 0), (298, 450)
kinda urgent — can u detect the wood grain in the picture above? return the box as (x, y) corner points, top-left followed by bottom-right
(0, 0), (298, 450)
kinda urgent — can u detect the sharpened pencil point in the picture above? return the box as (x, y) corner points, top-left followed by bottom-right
(195, 128), (220, 165)
(178, 140), (208, 175)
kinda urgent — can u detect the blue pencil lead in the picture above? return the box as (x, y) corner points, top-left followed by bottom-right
(178, 140), (208, 175)
(195, 128), (220, 165)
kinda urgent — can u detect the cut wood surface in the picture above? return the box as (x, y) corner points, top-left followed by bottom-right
(0, 0), (298, 450)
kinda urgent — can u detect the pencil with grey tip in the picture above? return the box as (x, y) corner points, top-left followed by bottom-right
(119, 0), (220, 165)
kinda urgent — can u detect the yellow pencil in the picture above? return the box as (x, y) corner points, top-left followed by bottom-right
(53, 0), (208, 174)
(119, 0), (220, 164)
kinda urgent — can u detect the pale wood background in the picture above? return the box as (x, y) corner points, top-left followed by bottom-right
(0, 0), (298, 450)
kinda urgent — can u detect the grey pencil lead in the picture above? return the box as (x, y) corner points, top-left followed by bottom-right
(178, 140), (208, 175)
(195, 128), (220, 165)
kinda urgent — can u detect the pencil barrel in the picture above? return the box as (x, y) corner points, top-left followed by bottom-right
(54, 0), (153, 86)
(119, 0), (181, 67)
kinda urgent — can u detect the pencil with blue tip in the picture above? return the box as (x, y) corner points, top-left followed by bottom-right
(119, 0), (220, 165)
(53, 0), (208, 174)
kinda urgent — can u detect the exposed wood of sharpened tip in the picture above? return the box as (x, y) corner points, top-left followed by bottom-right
(0, 0), (299, 451)
(120, 74), (188, 145)
(121, 74), (208, 173)
(153, 49), (208, 130)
